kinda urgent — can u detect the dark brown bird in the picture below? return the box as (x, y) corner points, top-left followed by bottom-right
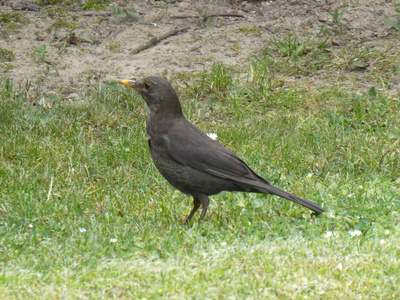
(119, 76), (324, 223)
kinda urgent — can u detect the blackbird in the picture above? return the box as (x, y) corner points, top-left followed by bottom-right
(118, 76), (324, 223)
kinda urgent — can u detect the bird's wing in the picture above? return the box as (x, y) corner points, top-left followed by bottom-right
(161, 120), (270, 188)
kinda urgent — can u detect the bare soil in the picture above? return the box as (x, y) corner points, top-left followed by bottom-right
(0, 0), (399, 99)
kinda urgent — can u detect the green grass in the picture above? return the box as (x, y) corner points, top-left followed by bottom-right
(52, 18), (78, 30)
(1, 43), (400, 298)
(82, 0), (112, 11)
(0, 12), (30, 34)
(0, 48), (15, 62)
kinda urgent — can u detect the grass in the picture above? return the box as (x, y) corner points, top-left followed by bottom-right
(52, 18), (78, 30)
(0, 12), (29, 35)
(1, 35), (400, 298)
(82, 0), (112, 11)
(0, 48), (15, 62)
(36, 0), (111, 11)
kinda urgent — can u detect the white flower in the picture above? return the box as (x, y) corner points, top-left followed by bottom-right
(379, 239), (386, 246)
(358, 185), (363, 190)
(78, 227), (87, 233)
(110, 238), (118, 243)
(337, 263), (343, 271)
(28, 224), (33, 228)
(384, 230), (390, 236)
(328, 212), (335, 219)
(349, 229), (362, 237)
(307, 173), (313, 180)
(323, 231), (334, 239)
(207, 133), (218, 140)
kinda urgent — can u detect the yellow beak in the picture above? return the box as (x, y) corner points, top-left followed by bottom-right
(118, 79), (135, 88)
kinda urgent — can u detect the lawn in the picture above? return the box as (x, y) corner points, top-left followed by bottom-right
(1, 35), (399, 298)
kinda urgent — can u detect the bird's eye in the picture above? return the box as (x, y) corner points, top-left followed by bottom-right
(144, 82), (151, 90)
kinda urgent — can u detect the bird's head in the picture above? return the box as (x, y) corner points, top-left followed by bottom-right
(118, 76), (182, 116)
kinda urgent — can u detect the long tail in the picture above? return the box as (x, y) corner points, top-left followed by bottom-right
(207, 167), (324, 213)
(263, 184), (324, 213)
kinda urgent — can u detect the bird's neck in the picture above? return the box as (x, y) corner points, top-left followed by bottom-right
(147, 105), (184, 135)
(150, 102), (183, 119)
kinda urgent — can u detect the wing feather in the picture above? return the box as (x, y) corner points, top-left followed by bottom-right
(162, 120), (269, 187)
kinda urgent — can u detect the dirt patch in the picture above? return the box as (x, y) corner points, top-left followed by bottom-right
(0, 0), (399, 99)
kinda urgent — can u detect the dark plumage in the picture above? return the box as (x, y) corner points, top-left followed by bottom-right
(118, 76), (324, 223)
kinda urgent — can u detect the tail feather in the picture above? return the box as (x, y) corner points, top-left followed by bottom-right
(206, 167), (324, 213)
(263, 184), (324, 213)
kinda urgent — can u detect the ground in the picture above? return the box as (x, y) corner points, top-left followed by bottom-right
(1, 0), (399, 100)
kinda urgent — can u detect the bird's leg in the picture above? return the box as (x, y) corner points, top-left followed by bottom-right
(198, 195), (210, 221)
(185, 197), (201, 224)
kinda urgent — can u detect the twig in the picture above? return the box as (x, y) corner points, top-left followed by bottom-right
(131, 27), (189, 55)
(172, 13), (244, 19)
